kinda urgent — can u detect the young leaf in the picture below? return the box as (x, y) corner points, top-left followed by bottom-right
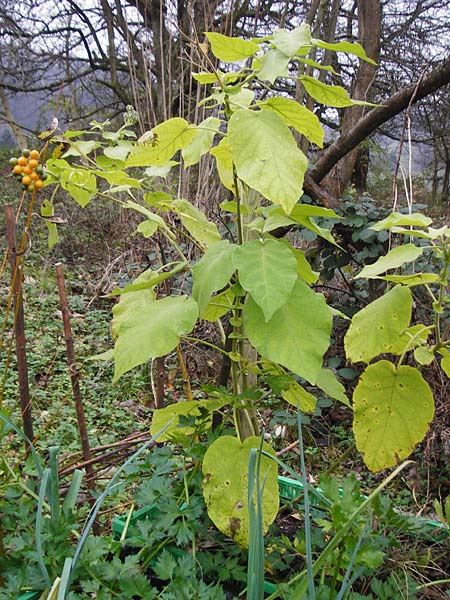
(182, 116), (221, 167)
(210, 138), (235, 192)
(355, 244), (424, 279)
(300, 76), (354, 108)
(370, 212), (433, 231)
(112, 275), (198, 380)
(344, 286), (412, 363)
(150, 398), (228, 441)
(202, 288), (235, 322)
(232, 238), (297, 322)
(282, 380), (316, 413)
(315, 368), (351, 408)
(126, 118), (197, 167)
(192, 240), (237, 316)
(172, 198), (222, 248)
(244, 278), (332, 384)
(353, 361), (434, 471)
(312, 39), (377, 64)
(273, 24), (311, 57)
(205, 32), (260, 62)
(228, 109), (308, 215)
(256, 49), (290, 83)
(259, 97), (324, 147)
(202, 435), (279, 547)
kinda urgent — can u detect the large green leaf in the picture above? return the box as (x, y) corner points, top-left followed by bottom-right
(244, 278), (332, 383)
(192, 240), (237, 316)
(125, 118), (197, 167)
(312, 39), (377, 64)
(355, 244), (424, 279)
(344, 286), (412, 363)
(205, 32), (259, 62)
(182, 116), (221, 167)
(112, 277), (198, 381)
(228, 109), (307, 215)
(353, 361), (434, 471)
(232, 239), (297, 321)
(300, 76), (354, 108)
(202, 436), (279, 547)
(172, 198), (221, 248)
(370, 212), (432, 231)
(260, 97), (324, 147)
(273, 24), (311, 57)
(150, 398), (228, 442)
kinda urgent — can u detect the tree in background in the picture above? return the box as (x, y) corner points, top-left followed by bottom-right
(1, 0), (450, 204)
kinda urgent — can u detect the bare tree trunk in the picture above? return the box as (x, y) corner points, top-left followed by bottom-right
(0, 86), (27, 148)
(441, 144), (450, 204)
(322, 0), (381, 198)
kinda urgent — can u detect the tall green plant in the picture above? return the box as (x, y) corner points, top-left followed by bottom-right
(40, 26), (449, 548)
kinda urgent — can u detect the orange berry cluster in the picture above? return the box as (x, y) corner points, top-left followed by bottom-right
(10, 149), (47, 193)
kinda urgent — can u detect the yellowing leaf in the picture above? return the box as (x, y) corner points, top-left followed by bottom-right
(202, 436), (279, 547)
(205, 32), (259, 62)
(182, 116), (221, 167)
(126, 118), (197, 167)
(370, 212), (432, 231)
(282, 380), (316, 413)
(210, 138), (235, 192)
(273, 25), (311, 57)
(172, 198), (221, 248)
(312, 39), (377, 64)
(353, 361), (434, 471)
(345, 286), (412, 363)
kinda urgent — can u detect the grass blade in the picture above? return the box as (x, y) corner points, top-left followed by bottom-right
(36, 468), (51, 588)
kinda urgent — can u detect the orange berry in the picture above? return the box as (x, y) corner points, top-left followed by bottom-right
(21, 175), (31, 186)
(29, 150), (40, 160)
(22, 166), (32, 175)
(28, 159), (39, 169)
(30, 171), (39, 181)
(18, 156), (28, 166)
(34, 179), (44, 189)
(13, 165), (23, 175)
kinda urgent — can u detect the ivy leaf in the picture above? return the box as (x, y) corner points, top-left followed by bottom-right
(182, 116), (221, 167)
(260, 97), (324, 147)
(112, 274), (198, 381)
(233, 239), (297, 322)
(353, 361), (434, 471)
(355, 244), (424, 279)
(192, 240), (237, 316)
(202, 436), (279, 547)
(244, 278), (332, 384)
(205, 32), (259, 62)
(273, 24), (311, 57)
(228, 109), (307, 215)
(344, 286), (412, 363)
(126, 118), (197, 167)
(312, 39), (377, 64)
(172, 198), (221, 248)
(300, 76), (354, 108)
